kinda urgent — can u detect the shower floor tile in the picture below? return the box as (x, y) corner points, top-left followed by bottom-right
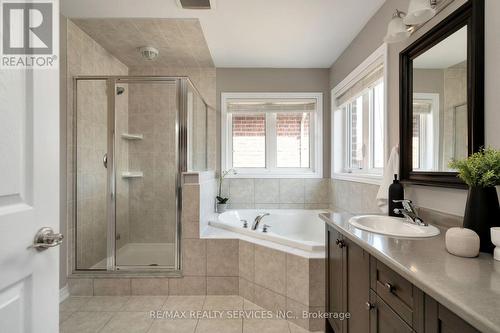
(59, 295), (321, 333)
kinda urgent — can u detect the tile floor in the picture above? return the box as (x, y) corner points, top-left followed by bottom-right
(59, 295), (320, 333)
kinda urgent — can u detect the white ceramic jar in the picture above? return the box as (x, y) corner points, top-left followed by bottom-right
(491, 227), (500, 261)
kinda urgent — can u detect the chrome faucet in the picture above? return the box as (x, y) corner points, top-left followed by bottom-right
(393, 200), (427, 226)
(252, 213), (270, 230)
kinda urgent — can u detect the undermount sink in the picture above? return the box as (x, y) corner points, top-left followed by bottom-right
(348, 215), (440, 238)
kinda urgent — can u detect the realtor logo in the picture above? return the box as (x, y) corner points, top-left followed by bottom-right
(1, 0), (57, 68)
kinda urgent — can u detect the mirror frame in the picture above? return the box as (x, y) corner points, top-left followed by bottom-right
(399, 0), (484, 189)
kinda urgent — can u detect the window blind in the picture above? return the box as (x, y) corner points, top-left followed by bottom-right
(335, 62), (384, 107)
(227, 99), (316, 113)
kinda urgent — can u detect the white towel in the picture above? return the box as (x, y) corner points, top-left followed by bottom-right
(376, 146), (400, 213)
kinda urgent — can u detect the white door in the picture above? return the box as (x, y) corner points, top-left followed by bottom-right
(0, 18), (60, 333)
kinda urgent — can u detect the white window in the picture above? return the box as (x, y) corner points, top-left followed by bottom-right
(221, 92), (323, 178)
(412, 93), (440, 171)
(332, 44), (387, 185)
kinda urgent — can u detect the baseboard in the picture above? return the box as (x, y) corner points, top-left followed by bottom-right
(59, 284), (70, 303)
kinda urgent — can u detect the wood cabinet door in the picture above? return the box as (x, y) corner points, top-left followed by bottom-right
(326, 225), (345, 333)
(424, 295), (480, 333)
(345, 238), (370, 333)
(369, 290), (413, 333)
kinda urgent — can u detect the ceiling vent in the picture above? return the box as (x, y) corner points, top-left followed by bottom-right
(139, 46), (159, 61)
(176, 0), (215, 9)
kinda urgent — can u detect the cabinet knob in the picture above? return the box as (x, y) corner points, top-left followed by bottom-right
(337, 240), (346, 248)
(365, 302), (375, 310)
(385, 282), (395, 293)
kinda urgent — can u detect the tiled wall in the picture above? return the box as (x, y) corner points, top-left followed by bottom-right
(126, 82), (178, 244)
(68, 172), (324, 331)
(329, 179), (380, 214)
(220, 178), (331, 209)
(66, 19), (129, 270)
(239, 241), (325, 331)
(129, 66), (217, 171)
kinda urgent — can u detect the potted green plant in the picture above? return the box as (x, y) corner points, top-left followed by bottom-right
(216, 169), (234, 213)
(449, 148), (500, 253)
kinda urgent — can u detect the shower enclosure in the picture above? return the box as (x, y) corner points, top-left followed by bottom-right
(73, 76), (208, 272)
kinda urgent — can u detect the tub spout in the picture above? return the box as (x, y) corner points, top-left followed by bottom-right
(252, 213), (270, 230)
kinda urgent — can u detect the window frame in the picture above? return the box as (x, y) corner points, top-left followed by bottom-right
(221, 92), (323, 178)
(331, 44), (388, 185)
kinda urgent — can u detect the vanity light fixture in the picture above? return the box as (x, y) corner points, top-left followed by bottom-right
(384, 0), (439, 44)
(383, 9), (411, 43)
(404, 0), (437, 25)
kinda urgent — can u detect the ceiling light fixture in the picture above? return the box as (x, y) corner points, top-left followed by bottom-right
(384, 0), (439, 44)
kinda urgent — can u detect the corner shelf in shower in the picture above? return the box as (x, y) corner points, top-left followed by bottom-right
(121, 171), (143, 179)
(121, 133), (143, 140)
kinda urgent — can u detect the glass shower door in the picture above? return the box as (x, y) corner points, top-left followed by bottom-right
(114, 79), (179, 269)
(75, 79), (109, 270)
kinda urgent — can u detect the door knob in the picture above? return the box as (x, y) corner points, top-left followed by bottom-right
(31, 227), (63, 251)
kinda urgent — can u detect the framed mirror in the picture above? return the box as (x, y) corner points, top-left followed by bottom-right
(399, 0), (484, 188)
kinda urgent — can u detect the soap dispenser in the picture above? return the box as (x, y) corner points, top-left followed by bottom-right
(389, 174), (404, 217)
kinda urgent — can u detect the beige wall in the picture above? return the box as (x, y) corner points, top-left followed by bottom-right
(329, 0), (500, 216)
(216, 68), (331, 177)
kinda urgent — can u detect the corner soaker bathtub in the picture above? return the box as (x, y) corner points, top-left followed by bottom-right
(209, 209), (326, 252)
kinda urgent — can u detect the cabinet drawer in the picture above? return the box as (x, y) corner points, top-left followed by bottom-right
(369, 289), (414, 333)
(370, 258), (424, 330)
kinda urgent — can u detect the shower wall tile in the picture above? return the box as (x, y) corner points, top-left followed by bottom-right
(129, 66), (217, 171)
(128, 82), (178, 244)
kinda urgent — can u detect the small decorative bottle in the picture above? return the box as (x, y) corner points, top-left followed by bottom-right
(389, 174), (404, 217)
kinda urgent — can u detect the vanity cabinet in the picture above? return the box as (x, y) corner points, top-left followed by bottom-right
(326, 226), (370, 333)
(326, 227), (345, 333)
(424, 295), (480, 333)
(325, 223), (481, 333)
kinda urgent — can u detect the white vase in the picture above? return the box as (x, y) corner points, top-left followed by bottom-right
(216, 203), (227, 213)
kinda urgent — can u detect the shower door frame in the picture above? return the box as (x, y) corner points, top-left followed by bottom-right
(71, 76), (202, 275)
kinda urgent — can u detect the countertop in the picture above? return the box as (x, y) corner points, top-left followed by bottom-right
(320, 212), (500, 333)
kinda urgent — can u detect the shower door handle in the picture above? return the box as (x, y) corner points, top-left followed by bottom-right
(103, 153), (108, 168)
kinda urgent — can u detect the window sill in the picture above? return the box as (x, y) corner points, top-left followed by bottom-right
(332, 172), (382, 185)
(226, 172), (323, 179)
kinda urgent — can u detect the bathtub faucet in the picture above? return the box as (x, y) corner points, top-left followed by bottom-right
(252, 213), (270, 230)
